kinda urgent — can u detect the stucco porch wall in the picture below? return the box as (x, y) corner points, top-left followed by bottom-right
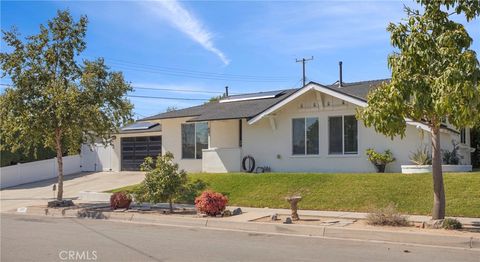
(202, 147), (242, 173)
(241, 91), (461, 173)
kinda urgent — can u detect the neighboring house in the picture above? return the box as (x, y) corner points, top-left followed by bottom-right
(86, 78), (472, 173)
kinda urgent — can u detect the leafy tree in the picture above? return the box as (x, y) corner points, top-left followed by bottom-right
(165, 106), (178, 112)
(204, 94), (225, 104)
(137, 152), (189, 212)
(359, 1), (480, 219)
(0, 10), (133, 201)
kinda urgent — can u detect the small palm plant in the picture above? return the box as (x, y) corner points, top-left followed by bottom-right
(410, 146), (432, 165)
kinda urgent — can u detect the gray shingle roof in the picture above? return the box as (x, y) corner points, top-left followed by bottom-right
(119, 121), (162, 134)
(141, 104), (208, 121)
(323, 79), (390, 101)
(140, 79), (389, 122)
(188, 89), (298, 122)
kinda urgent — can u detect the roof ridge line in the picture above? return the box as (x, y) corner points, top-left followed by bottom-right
(341, 78), (391, 86)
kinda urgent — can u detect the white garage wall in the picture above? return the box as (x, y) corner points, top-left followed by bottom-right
(0, 155), (81, 189)
(81, 144), (117, 172)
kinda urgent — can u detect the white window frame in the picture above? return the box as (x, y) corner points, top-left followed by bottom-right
(328, 115), (358, 155)
(181, 122), (208, 160)
(292, 117), (319, 156)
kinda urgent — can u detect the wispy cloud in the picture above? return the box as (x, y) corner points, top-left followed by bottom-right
(147, 0), (229, 65)
(240, 1), (406, 53)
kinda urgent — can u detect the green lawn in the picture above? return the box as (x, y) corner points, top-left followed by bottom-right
(110, 172), (480, 218)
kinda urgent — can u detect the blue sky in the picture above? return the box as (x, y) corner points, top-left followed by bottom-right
(1, 1), (479, 119)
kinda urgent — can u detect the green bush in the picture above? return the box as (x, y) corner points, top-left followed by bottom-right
(134, 152), (206, 211)
(176, 179), (207, 204)
(442, 140), (461, 165)
(442, 218), (463, 230)
(134, 152), (188, 212)
(366, 149), (395, 165)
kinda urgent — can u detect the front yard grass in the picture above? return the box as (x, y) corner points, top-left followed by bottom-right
(109, 172), (480, 218)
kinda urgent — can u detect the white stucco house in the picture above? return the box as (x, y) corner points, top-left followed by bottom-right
(82, 79), (473, 173)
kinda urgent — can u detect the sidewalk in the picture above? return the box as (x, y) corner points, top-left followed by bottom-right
(8, 202), (480, 251)
(225, 206), (480, 226)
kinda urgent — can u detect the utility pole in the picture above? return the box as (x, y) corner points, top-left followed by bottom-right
(296, 56), (314, 86)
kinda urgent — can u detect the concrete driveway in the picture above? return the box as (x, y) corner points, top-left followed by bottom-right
(0, 171), (144, 212)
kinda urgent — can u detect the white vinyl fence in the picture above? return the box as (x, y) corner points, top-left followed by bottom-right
(0, 155), (81, 189)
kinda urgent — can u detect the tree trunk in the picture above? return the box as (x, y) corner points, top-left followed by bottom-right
(431, 126), (445, 219)
(169, 198), (173, 213)
(55, 128), (64, 201)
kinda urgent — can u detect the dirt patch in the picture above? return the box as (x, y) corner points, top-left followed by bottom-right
(252, 214), (359, 227)
(84, 204), (199, 217)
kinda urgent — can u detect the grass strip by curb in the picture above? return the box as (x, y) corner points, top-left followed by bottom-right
(108, 172), (480, 218)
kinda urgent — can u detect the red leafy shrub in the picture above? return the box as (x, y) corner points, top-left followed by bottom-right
(110, 192), (132, 209)
(195, 190), (228, 216)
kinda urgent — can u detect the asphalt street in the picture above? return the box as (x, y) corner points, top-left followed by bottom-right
(1, 213), (479, 262)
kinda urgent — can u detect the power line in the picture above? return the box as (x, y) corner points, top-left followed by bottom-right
(96, 57), (293, 80)
(131, 86), (237, 95)
(1, 83), (235, 95)
(108, 63), (291, 82)
(1, 83), (211, 101)
(126, 94), (208, 101)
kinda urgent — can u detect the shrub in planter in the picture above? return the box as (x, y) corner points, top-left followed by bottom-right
(442, 140), (462, 165)
(195, 190), (228, 216)
(110, 192), (132, 210)
(366, 148), (395, 173)
(410, 146), (432, 165)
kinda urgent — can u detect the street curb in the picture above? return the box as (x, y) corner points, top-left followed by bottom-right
(11, 207), (480, 250)
(103, 212), (480, 250)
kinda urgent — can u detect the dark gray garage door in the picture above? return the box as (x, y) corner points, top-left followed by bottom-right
(121, 136), (162, 171)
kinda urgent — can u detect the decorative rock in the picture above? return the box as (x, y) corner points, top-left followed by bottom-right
(425, 219), (444, 229)
(222, 210), (232, 217)
(284, 217), (293, 224)
(47, 199), (74, 208)
(232, 208), (243, 216)
(271, 213), (278, 221)
(77, 210), (106, 219)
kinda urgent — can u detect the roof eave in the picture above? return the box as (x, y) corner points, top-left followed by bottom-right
(248, 82), (368, 125)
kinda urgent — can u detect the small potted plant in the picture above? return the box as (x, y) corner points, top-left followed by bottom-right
(366, 148), (395, 173)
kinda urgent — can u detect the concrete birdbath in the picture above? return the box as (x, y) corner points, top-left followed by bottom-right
(285, 196), (302, 221)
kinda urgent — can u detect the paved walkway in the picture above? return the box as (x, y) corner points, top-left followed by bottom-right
(0, 171), (144, 212)
(225, 206), (480, 225)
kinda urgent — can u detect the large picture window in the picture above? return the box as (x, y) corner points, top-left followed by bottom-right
(292, 117), (319, 155)
(329, 115), (358, 155)
(182, 122), (208, 159)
